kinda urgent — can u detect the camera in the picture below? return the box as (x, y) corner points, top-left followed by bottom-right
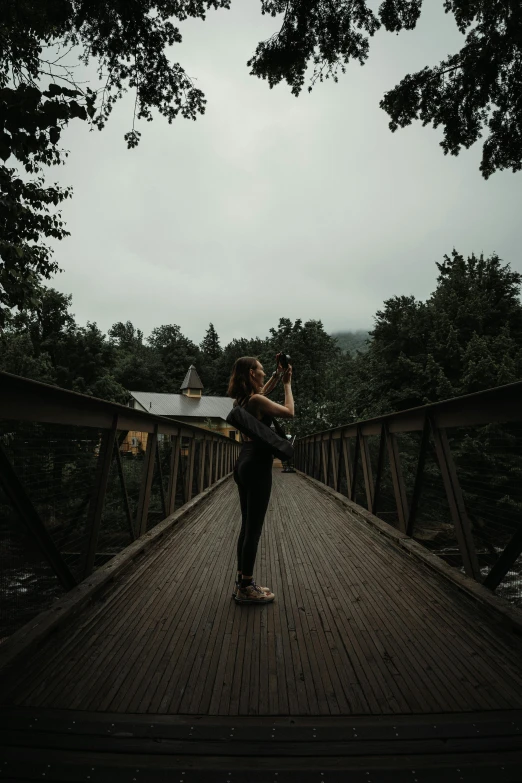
(278, 352), (291, 369)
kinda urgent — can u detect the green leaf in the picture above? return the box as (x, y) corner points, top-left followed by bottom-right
(49, 126), (60, 145)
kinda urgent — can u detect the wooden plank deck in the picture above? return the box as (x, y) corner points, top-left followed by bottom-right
(2, 470), (522, 779)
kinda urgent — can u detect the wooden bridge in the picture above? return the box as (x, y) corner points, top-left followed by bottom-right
(1, 371), (522, 780)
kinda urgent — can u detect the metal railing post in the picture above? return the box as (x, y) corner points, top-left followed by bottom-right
(406, 416), (430, 537)
(342, 433), (353, 499)
(83, 414), (119, 577)
(359, 429), (374, 509)
(185, 435), (196, 502)
(385, 425), (409, 533)
(167, 429), (181, 515)
(372, 424), (386, 516)
(208, 438), (215, 486)
(198, 436), (207, 495)
(136, 424), (158, 538)
(351, 432), (360, 503)
(114, 434), (135, 541)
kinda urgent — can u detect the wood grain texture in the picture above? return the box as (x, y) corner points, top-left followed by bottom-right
(2, 471), (522, 718)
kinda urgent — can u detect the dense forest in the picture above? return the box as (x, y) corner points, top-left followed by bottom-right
(2, 250), (521, 440)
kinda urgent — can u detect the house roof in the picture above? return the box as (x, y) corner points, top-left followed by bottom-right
(180, 365), (204, 390)
(130, 391), (233, 420)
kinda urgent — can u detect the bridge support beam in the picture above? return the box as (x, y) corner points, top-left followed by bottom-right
(371, 424), (387, 516)
(155, 437), (167, 519)
(359, 429), (374, 511)
(350, 432), (360, 503)
(341, 433), (353, 499)
(386, 426), (409, 533)
(484, 526), (522, 591)
(83, 415), (119, 578)
(114, 434), (135, 542)
(167, 431), (181, 516)
(136, 424), (158, 539)
(0, 442), (77, 591)
(185, 437), (196, 502)
(431, 422), (480, 580)
(406, 416), (430, 537)
(198, 437), (207, 495)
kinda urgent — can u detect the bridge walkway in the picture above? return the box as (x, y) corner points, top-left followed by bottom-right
(2, 470), (522, 779)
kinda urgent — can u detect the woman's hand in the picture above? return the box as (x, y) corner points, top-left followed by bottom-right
(282, 364), (292, 384)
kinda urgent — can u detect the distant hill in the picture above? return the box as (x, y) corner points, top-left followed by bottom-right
(331, 330), (370, 355)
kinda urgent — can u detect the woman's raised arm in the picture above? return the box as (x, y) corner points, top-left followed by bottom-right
(251, 366), (294, 419)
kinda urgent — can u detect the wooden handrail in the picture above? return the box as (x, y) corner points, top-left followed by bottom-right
(0, 371), (240, 598)
(295, 380), (522, 596)
(0, 369), (233, 439)
(299, 378), (522, 440)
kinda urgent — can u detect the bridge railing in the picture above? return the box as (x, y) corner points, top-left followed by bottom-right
(0, 371), (240, 639)
(295, 381), (522, 606)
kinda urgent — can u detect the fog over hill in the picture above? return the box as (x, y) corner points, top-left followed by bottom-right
(331, 330), (370, 356)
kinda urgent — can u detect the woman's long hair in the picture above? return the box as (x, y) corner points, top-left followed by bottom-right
(227, 356), (259, 406)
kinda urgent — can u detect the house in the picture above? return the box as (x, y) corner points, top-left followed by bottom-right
(121, 365), (239, 456)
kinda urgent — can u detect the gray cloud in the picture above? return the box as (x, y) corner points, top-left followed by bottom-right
(48, 2), (522, 346)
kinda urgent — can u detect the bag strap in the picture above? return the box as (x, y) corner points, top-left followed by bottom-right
(236, 394), (289, 441)
(272, 417), (287, 439)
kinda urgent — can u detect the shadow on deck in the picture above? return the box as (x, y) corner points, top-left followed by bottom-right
(2, 471), (522, 780)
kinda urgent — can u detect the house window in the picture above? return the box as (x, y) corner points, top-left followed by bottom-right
(131, 437), (139, 447)
(229, 430), (237, 439)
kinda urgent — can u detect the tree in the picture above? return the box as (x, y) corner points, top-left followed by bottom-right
(0, 286), (128, 402)
(147, 324), (199, 392)
(213, 336), (268, 396)
(200, 323), (222, 359)
(50, 321), (128, 402)
(213, 318), (351, 435)
(5, 2), (517, 322)
(350, 250), (522, 420)
(0, 328), (55, 382)
(0, 0), (230, 320)
(6, 286), (74, 346)
(0, 286), (73, 381)
(249, 1), (522, 178)
(198, 322), (223, 393)
(109, 321), (145, 351)
(109, 320), (164, 392)
(345, 250), (522, 546)
(265, 317), (344, 436)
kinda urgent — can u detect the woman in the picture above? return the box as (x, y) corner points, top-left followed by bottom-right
(227, 355), (294, 603)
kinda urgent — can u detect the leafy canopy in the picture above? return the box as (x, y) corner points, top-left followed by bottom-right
(0, 0), (230, 321)
(249, 1), (522, 179)
(350, 250), (522, 420)
(2, 1), (521, 322)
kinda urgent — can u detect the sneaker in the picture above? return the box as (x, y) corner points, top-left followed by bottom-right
(235, 581), (275, 604)
(232, 579), (271, 598)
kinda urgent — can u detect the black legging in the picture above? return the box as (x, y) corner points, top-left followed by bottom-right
(233, 441), (273, 576)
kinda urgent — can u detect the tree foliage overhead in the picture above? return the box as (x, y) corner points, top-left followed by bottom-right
(2, 1), (520, 322)
(0, 84), (80, 323)
(1, 0), (231, 144)
(249, 1), (522, 179)
(0, 0), (230, 321)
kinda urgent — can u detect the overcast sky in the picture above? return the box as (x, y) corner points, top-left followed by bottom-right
(47, 2), (522, 347)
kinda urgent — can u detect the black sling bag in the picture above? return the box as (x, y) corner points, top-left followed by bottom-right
(226, 404), (294, 462)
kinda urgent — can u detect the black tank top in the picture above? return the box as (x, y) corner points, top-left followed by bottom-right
(235, 398), (273, 439)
